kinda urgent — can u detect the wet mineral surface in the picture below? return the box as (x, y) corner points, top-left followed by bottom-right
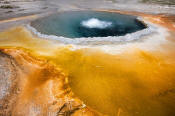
(0, 12), (175, 116)
(0, 0), (175, 116)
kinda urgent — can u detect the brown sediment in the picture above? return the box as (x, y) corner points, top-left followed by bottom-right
(0, 26), (104, 115)
(44, 47), (175, 116)
(0, 10), (175, 116)
(0, 48), (103, 116)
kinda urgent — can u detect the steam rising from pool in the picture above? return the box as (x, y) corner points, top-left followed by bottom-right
(81, 18), (112, 29)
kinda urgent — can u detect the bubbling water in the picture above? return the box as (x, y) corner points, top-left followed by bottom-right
(30, 11), (147, 39)
(81, 18), (112, 29)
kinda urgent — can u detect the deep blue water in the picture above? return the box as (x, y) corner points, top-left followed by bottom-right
(31, 11), (146, 38)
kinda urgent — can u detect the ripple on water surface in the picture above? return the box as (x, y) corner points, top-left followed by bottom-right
(30, 11), (147, 38)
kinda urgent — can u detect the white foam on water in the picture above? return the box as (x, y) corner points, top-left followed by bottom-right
(26, 17), (159, 47)
(81, 18), (112, 29)
(26, 18), (170, 55)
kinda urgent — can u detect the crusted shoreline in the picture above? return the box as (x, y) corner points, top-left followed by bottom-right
(0, 1), (175, 116)
(0, 48), (103, 116)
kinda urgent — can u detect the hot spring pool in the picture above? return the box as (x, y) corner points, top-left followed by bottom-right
(30, 11), (147, 39)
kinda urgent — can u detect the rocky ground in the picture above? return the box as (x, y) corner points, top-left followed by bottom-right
(0, 48), (102, 116)
(0, 0), (175, 116)
(0, 0), (175, 21)
(0, 0), (175, 32)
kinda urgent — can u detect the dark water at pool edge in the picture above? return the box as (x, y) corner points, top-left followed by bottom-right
(30, 11), (147, 38)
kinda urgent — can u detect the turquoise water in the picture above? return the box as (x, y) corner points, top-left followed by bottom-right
(31, 11), (146, 38)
